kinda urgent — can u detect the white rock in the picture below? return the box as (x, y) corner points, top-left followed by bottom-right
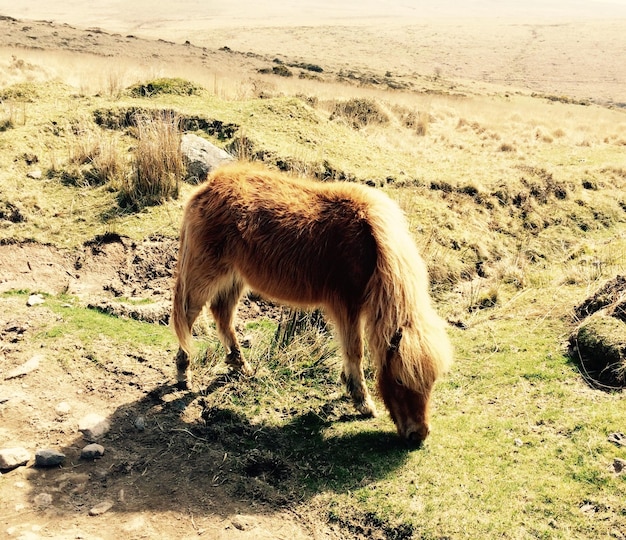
(0, 447), (30, 470)
(33, 492), (53, 508)
(134, 416), (146, 431)
(81, 443), (105, 460)
(35, 449), (66, 467)
(89, 500), (114, 516)
(55, 402), (71, 416)
(26, 294), (45, 307)
(180, 133), (233, 183)
(231, 514), (258, 531)
(5, 354), (43, 380)
(78, 413), (110, 441)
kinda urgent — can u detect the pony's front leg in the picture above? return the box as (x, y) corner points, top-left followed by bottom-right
(339, 321), (378, 417)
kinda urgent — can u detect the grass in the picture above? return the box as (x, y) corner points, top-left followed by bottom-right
(1, 57), (626, 538)
(3, 291), (177, 350)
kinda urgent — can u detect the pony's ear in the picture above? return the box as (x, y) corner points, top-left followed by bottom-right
(389, 328), (403, 352)
(385, 328), (403, 364)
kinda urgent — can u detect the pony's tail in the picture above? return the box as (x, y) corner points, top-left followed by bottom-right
(171, 222), (195, 355)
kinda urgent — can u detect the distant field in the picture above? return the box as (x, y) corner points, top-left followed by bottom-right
(1, 1), (625, 103)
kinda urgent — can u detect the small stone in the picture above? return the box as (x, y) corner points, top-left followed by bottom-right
(231, 514), (257, 532)
(81, 443), (105, 460)
(134, 416), (146, 431)
(608, 432), (626, 447)
(78, 413), (110, 441)
(26, 169), (42, 180)
(5, 354), (43, 379)
(26, 294), (45, 307)
(89, 500), (114, 516)
(241, 334), (253, 348)
(514, 438), (523, 447)
(55, 402), (71, 416)
(33, 492), (53, 508)
(0, 447), (30, 470)
(580, 502), (596, 514)
(35, 449), (66, 467)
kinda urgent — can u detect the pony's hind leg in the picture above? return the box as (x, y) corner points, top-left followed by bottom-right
(210, 276), (251, 375)
(175, 287), (209, 389)
(337, 313), (378, 417)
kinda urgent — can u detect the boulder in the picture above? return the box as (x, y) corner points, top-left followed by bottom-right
(35, 449), (66, 467)
(180, 133), (233, 183)
(78, 413), (111, 441)
(81, 443), (105, 460)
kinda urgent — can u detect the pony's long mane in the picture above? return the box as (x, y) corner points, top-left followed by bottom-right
(363, 193), (453, 393)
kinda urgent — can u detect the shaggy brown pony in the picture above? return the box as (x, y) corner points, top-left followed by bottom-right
(172, 162), (453, 443)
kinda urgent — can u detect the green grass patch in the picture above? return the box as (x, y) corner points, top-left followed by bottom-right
(43, 294), (176, 349)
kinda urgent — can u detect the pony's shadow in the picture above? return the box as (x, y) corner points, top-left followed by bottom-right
(22, 375), (412, 518)
(191, 373), (412, 497)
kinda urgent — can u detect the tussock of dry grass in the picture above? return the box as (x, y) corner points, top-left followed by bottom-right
(118, 112), (185, 208)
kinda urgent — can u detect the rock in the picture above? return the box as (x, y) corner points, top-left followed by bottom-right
(231, 514), (257, 532)
(55, 401), (71, 416)
(33, 492), (53, 508)
(81, 443), (105, 460)
(35, 449), (66, 468)
(0, 447), (30, 470)
(26, 294), (45, 306)
(180, 133), (233, 183)
(613, 457), (626, 473)
(89, 500), (114, 516)
(78, 413), (110, 441)
(26, 169), (42, 180)
(5, 354), (43, 379)
(134, 416), (146, 431)
(608, 432), (626, 447)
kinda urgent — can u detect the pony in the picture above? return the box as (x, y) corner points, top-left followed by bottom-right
(171, 162), (453, 443)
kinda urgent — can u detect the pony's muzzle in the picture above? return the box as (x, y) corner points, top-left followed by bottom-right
(404, 423), (430, 446)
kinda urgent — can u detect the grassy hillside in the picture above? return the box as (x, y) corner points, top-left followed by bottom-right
(1, 55), (626, 539)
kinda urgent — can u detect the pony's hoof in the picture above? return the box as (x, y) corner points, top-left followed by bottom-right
(239, 361), (253, 376)
(355, 399), (378, 418)
(227, 361), (253, 378)
(176, 377), (193, 391)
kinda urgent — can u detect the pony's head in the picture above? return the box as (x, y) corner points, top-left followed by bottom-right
(376, 330), (439, 445)
(378, 365), (432, 444)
